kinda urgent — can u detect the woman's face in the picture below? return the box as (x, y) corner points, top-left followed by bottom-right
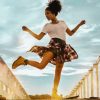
(45, 10), (55, 20)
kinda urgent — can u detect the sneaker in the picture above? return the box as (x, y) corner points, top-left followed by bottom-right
(12, 56), (25, 69)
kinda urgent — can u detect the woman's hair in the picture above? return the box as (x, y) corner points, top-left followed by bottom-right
(46, 0), (62, 16)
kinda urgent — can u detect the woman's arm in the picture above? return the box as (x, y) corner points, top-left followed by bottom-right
(22, 26), (45, 40)
(66, 20), (86, 36)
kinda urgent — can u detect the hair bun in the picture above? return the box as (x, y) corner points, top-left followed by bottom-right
(48, 0), (62, 13)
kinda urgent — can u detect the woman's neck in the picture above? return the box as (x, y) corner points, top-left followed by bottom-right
(51, 18), (59, 24)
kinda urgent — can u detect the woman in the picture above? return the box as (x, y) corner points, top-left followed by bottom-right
(12, 0), (85, 97)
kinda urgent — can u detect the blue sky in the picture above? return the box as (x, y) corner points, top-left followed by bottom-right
(0, 0), (100, 96)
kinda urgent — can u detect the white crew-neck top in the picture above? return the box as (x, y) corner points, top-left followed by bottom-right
(42, 20), (68, 41)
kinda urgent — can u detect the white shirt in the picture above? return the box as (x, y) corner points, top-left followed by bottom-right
(42, 20), (68, 41)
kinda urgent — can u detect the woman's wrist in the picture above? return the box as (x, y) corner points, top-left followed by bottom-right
(78, 23), (82, 27)
(79, 20), (86, 26)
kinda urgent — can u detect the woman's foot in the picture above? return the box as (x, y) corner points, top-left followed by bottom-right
(52, 88), (58, 97)
(12, 56), (25, 69)
(52, 88), (62, 99)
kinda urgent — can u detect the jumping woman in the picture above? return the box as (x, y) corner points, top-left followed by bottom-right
(12, 0), (85, 97)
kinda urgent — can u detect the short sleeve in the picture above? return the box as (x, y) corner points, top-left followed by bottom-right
(41, 23), (49, 34)
(62, 21), (68, 30)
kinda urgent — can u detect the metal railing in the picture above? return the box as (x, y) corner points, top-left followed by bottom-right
(0, 80), (20, 99)
(67, 56), (100, 99)
(0, 57), (31, 100)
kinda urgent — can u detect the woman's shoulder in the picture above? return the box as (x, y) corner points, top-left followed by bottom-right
(43, 23), (50, 28)
(60, 20), (64, 22)
(59, 20), (66, 23)
(59, 20), (68, 28)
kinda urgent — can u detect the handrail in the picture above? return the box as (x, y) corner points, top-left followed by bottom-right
(66, 56), (100, 98)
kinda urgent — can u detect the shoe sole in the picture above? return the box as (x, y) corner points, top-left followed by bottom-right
(12, 56), (22, 69)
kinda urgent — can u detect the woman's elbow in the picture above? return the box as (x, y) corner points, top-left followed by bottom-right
(68, 32), (73, 36)
(69, 33), (73, 36)
(69, 31), (75, 36)
(66, 29), (73, 36)
(37, 37), (41, 40)
(37, 36), (42, 40)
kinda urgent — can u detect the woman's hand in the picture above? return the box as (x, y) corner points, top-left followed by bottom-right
(22, 26), (29, 31)
(79, 20), (86, 26)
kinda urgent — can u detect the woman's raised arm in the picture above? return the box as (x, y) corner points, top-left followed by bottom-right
(66, 20), (86, 36)
(22, 26), (46, 40)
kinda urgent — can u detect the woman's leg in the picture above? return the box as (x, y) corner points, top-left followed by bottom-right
(27, 51), (54, 69)
(52, 62), (64, 97)
(12, 51), (54, 69)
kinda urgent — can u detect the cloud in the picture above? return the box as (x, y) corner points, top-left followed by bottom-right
(91, 38), (100, 43)
(12, 64), (89, 77)
(17, 32), (36, 51)
(75, 24), (97, 37)
(77, 62), (93, 67)
(13, 68), (46, 77)
(12, 66), (54, 77)
(87, 0), (99, 3)
(62, 68), (88, 76)
(0, 34), (13, 44)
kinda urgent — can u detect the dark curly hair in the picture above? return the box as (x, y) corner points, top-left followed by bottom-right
(46, 0), (62, 16)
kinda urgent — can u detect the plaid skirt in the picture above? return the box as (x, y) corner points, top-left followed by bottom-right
(29, 38), (78, 65)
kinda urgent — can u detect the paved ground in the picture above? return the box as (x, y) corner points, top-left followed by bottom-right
(29, 95), (100, 100)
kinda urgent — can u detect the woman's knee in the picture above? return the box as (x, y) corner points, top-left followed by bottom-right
(39, 63), (47, 70)
(39, 51), (54, 70)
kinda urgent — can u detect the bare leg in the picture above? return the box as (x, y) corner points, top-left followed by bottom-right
(52, 62), (64, 97)
(26, 51), (53, 69)
(12, 51), (54, 69)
